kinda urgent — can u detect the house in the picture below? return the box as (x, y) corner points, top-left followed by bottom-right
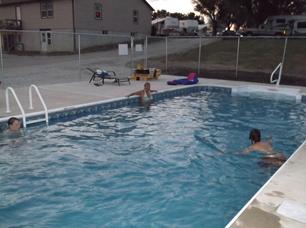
(0, 0), (154, 52)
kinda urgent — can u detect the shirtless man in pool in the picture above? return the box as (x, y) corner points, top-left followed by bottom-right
(244, 128), (286, 166)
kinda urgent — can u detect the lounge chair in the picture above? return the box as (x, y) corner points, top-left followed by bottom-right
(167, 72), (199, 85)
(87, 68), (130, 86)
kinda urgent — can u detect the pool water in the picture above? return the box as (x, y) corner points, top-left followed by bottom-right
(1, 91), (306, 227)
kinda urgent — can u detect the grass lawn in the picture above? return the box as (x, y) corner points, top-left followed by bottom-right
(145, 38), (306, 85)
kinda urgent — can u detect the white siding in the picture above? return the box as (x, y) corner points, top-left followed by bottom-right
(74, 0), (152, 35)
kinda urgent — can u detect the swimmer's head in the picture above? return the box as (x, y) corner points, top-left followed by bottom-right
(144, 82), (151, 91)
(249, 128), (261, 143)
(8, 117), (21, 132)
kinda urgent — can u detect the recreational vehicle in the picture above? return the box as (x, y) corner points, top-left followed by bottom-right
(241, 15), (306, 36)
(285, 19), (306, 35)
(152, 16), (180, 36)
(179, 20), (198, 35)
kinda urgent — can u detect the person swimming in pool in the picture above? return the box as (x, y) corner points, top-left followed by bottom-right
(243, 128), (286, 166)
(7, 117), (21, 133)
(127, 82), (157, 105)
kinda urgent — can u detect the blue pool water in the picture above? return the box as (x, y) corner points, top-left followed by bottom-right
(1, 91), (306, 227)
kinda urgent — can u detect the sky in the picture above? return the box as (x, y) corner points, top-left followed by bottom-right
(147, 0), (195, 14)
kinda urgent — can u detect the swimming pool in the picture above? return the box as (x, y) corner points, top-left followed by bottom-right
(1, 90), (306, 227)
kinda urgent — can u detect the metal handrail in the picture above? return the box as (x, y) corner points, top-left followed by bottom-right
(270, 62), (283, 86)
(29, 84), (49, 126)
(5, 87), (26, 128)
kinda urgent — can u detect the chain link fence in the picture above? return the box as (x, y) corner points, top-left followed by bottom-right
(1, 30), (306, 88)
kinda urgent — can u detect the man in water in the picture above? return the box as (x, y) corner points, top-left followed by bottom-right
(127, 82), (157, 105)
(7, 117), (21, 133)
(244, 128), (286, 166)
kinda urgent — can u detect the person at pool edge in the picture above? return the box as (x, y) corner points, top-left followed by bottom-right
(7, 117), (21, 133)
(243, 128), (286, 166)
(127, 82), (157, 105)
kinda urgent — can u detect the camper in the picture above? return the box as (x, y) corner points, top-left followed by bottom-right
(152, 16), (180, 36)
(240, 15), (306, 36)
(197, 24), (209, 36)
(285, 19), (306, 35)
(179, 20), (199, 35)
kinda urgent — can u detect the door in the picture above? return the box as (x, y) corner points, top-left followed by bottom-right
(40, 30), (51, 52)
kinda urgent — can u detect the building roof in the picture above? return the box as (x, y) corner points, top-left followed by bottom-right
(0, 0), (154, 10)
(0, 0), (37, 5)
(143, 0), (154, 11)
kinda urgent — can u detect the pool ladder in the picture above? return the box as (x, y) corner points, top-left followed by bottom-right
(270, 62), (283, 86)
(5, 84), (49, 128)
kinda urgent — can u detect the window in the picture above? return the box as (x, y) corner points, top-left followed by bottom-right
(297, 22), (306, 29)
(95, 3), (102, 20)
(47, 32), (51, 45)
(41, 0), (53, 18)
(276, 19), (286, 24)
(266, 19), (273, 25)
(133, 10), (139, 24)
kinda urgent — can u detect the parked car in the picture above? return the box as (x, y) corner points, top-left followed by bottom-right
(221, 30), (240, 36)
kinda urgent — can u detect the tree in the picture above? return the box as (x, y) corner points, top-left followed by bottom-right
(169, 12), (186, 20)
(152, 10), (169, 20)
(192, 0), (306, 33)
(187, 12), (205, 24)
(192, 0), (223, 35)
(152, 9), (205, 24)
(250, 0), (306, 26)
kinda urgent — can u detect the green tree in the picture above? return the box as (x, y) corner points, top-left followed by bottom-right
(193, 0), (306, 32)
(187, 12), (205, 24)
(152, 10), (170, 20)
(192, 0), (223, 35)
(169, 12), (186, 20)
(250, 0), (306, 26)
(152, 9), (204, 24)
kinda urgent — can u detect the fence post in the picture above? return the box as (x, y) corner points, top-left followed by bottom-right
(0, 33), (3, 72)
(197, 36), (202, 75)
(276, 37), (288, 86)
(78, 34), (81, 80)
(165, 37), (168, 73)
(144, 36), (148, 68)
(130, 35), (134, 70)
(281, 37), (288, 70)
(235, 36), (241, 80)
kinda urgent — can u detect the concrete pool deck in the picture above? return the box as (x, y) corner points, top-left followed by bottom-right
(1, 75), (306, 227)
(1, 75), (306, 118)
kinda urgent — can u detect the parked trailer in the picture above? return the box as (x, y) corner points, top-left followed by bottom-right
(241, 15), (306, 36)
(152, 17), (180, 36)
(179, 20), (199, 35)
(285, 19), (306, 35)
